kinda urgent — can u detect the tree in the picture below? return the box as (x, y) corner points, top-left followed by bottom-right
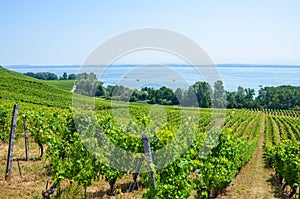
(62, 72), (68, 80)
(156, 86), (176, 105)
(95, 83), (106, 97)
(235, 86), (245, 108)
(182, 87), (197, 107)
(174, 88), (183, 105)
(256, 85), (300, 110)
(190, 82), (212, 108)
(23, 72), (58, 80)
(68, 73), (77, 80)
(108, 85), (132, 101)
(226, 91), (237, 108)
(75, 73), (100, 96)
(213, 80), (226, 108)
(244, 88), (255, 108)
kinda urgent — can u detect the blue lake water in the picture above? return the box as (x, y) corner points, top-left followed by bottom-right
(4, 64), (300, 93)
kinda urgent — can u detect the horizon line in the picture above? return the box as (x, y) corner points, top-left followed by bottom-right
(3, 63), (300, 67)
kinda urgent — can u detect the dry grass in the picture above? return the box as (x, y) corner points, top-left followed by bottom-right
(0, 138), (50, 199)
(0, 137), (144, 199)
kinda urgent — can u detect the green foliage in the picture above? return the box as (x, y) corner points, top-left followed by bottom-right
(108, 82), (212, 106)
(0, 67), (72, 108)
(213, 80), (226, 108)
(0, 66), (38, 81)
(44, 80), (75, 91)
(190, 82), (212, 108)
(74, 72), (104, 97)
(30, 106), (260, 199)
(264, 112), (300, 197)
(61, 72), (68, 80)
(265, 141), (300, 188)
(0, 67), (111, 110)
(257, 85), (300, 110)
(1, 67), (299, 198)
(24, 72), (58, 80)
(0, 107), (9, 141)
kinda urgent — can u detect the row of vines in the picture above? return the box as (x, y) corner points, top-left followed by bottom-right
(1, 103), (289, 198)
(264, 112), (300, 198)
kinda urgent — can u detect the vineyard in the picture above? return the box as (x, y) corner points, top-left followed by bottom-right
(0, 67), (299, 198)
(1, 101), (299, 198)
(264, 111), (300, 198)
(43, 80), (76, 92)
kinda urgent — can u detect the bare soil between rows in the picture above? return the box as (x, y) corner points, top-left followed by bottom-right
(217, 115), (287, 199)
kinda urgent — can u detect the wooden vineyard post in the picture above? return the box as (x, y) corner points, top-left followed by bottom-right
(5, 104), (19, 180)
(23, 117), (29, 161)
(142, 134), (156, 188)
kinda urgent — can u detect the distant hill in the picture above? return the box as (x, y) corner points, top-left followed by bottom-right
(0, 66), (72, 108)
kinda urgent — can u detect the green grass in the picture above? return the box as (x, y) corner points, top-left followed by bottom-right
(44, 80), (75, 91)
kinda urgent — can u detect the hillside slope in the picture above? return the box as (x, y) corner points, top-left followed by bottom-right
(43, 80), (75, 91)
(0, 66), (72, 108)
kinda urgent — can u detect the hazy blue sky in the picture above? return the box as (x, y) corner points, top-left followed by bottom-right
(1, 1), (300, 65)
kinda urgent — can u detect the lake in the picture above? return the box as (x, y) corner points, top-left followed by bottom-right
(4, 64), (300, 93)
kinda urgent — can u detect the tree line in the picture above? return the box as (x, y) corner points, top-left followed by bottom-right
(74, 73), (300, 110)
(23, 72), (76, 80)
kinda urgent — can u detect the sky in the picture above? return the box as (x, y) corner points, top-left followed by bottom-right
(1, 0), (300, 65)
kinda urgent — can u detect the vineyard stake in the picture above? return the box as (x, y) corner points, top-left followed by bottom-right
(5, 104), (19, 180)
(142, 134), (156, 188)
(23, 117), (30, 161)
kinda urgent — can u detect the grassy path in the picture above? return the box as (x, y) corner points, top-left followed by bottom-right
(217, 115), (286, 199)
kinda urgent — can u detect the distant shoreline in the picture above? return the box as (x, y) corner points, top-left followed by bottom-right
(4, 64), (300, 68)
(4, 64), (300, 93)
